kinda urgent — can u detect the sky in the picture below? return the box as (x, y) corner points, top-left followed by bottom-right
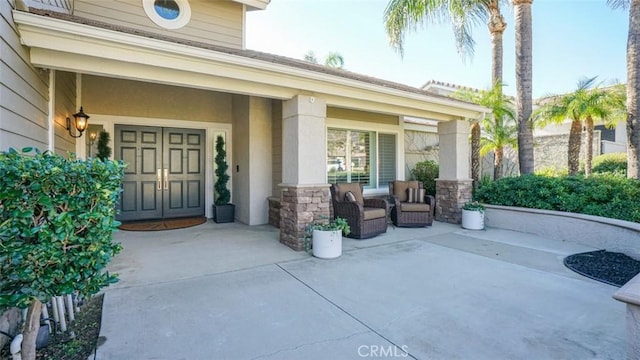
(246, 0), (629, 98)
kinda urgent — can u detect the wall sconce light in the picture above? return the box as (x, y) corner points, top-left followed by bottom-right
(66, 106), (90, 138)
(89, 132), (97, 143)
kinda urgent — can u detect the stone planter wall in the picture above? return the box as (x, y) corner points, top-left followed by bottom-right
(485, 205), (640, 259)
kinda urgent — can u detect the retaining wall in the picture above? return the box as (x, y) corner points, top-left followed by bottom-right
(485, 205), (640, 259)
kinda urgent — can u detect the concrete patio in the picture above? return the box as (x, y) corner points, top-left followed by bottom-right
(95, 221), (625, 359)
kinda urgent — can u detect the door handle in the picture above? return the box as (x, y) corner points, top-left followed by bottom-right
(163, 169), (169, 190)
(157, 169), (162, 190)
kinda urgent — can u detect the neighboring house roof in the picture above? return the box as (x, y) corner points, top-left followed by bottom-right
(14, 8), (488, 121)
(421, 80), (480, 93)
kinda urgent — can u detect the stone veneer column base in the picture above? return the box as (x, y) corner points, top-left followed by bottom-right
(279, 184), (330, 251)
(435, 179), (473, 224)
(268, 196), (281, 228)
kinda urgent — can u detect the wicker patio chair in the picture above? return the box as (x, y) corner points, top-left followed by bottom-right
(329, 183), (388, 239)
(388, 180), (435, 227)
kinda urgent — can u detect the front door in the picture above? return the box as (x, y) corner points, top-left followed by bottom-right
(115, 125), (205, 221)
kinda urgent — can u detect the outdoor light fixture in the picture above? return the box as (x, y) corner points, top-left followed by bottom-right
(89, 132), (97, 143)
(66, 106), (90, 138)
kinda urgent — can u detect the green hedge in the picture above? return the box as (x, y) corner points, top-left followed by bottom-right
(0, 148), (125, 308)
(592, 152), (627, 175)
(474, 174), (640, 223)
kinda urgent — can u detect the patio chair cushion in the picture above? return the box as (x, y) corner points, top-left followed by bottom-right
(334, 183), (364, 205)
(399, 203), (430, 212)
(345, 191), (357, 202)
(363, 207), (386, 220)
(407, 188), (426, 203)
(392, 180), (419, 203)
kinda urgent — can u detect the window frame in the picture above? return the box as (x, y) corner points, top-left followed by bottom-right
(142, 0), (192, 30)
(326, 122), (401, 194)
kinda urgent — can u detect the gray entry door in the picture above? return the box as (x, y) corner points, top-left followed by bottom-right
(115, 125), (205, 221)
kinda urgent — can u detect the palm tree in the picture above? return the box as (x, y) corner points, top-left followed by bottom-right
(608, 0), (640, 179)
(454, 83), (517, 180)
(533, 77), (616, 176)
(303, 51), (318, 63)
(324, 52), (345, 69)
(513, 0), (535, 174)
(303, 51), (345, 69)
(384, 0), (508, 186)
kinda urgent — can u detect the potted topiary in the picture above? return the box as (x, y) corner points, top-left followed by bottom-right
(461, 201), (485, 230)
(305, 217), (350, 259)
(213, 135), (234, 223)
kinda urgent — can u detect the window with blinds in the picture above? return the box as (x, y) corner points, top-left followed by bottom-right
(327, 128), (395, 189)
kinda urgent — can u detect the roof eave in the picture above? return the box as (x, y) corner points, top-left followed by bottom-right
(13, 10), (488, 120)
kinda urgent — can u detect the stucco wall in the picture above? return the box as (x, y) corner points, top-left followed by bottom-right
(404, 129), (439, 176)
(82, 75), (232, 123)
(534, 132), (601, 172)
(74, 0), (243, 49)
(485, 205), (640, 259)
(327, 106), (399, 126)
(0, 0), (50, 151)
(232, 94), (272, 225)
(271, 99), (282, 197)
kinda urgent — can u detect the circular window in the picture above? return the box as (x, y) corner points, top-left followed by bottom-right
(142, 0), (191, 29)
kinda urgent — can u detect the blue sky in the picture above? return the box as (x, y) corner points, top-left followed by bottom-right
(246, 0), (628, 98)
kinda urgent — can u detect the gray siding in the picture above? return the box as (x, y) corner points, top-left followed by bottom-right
(0, 0), (49, 152)
(74, 0), (243, 49)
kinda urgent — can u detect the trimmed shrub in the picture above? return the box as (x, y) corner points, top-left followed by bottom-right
(0, 148), (125, 358)
(592, 152), (627, 175)
(411, 160), (439, 195)
(475, 174), (640, 223)
(535, 166), (568, 178)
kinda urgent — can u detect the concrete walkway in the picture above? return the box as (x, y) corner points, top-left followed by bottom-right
(94, 222), (625, 360)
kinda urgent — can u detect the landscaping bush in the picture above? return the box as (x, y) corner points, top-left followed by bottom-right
(592, 152), (627, 175)
(474, 174), (640, 223)
(0, 148), (124, 358)
(410, 160), (439, 195)
(535, 166), (568, 177)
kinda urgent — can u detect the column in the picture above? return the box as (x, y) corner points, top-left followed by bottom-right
(435, 119), (473, 223)
(279, 95), (330, 250)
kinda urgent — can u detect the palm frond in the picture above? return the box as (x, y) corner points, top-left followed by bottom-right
(607, 0), (630, 10)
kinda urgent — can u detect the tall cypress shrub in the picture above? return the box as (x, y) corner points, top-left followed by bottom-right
(214, 135), (230, 205)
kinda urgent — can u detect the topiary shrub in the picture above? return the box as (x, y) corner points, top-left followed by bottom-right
(0, 148), (124, 359)
(96, 130), (112, 160)
(410, 160), (439, 195)
(474, 174), (640, 223)
(214, 135), (230, 205)
(592, 152), (627, 175)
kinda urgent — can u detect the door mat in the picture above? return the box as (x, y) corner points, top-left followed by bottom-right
(119, 216), (207, 231)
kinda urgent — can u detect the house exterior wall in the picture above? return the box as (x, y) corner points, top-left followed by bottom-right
(271, 99), (282, 197)
(326, 107), (398, 126)
(53, 70), (76, 155)
(73, 0), (244, 49)
(82, 75), (232, 123)
(0, 0), (50, 151)
(232, 94), (272, 225)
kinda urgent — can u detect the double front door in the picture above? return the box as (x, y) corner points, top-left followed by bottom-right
(115, 125), (205, 222)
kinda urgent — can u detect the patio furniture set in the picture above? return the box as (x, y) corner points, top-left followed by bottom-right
(329, 180), (435, 239)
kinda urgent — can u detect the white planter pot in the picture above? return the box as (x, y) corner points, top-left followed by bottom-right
(462, 209), (485, 230)
(312, 229), (342, 259)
